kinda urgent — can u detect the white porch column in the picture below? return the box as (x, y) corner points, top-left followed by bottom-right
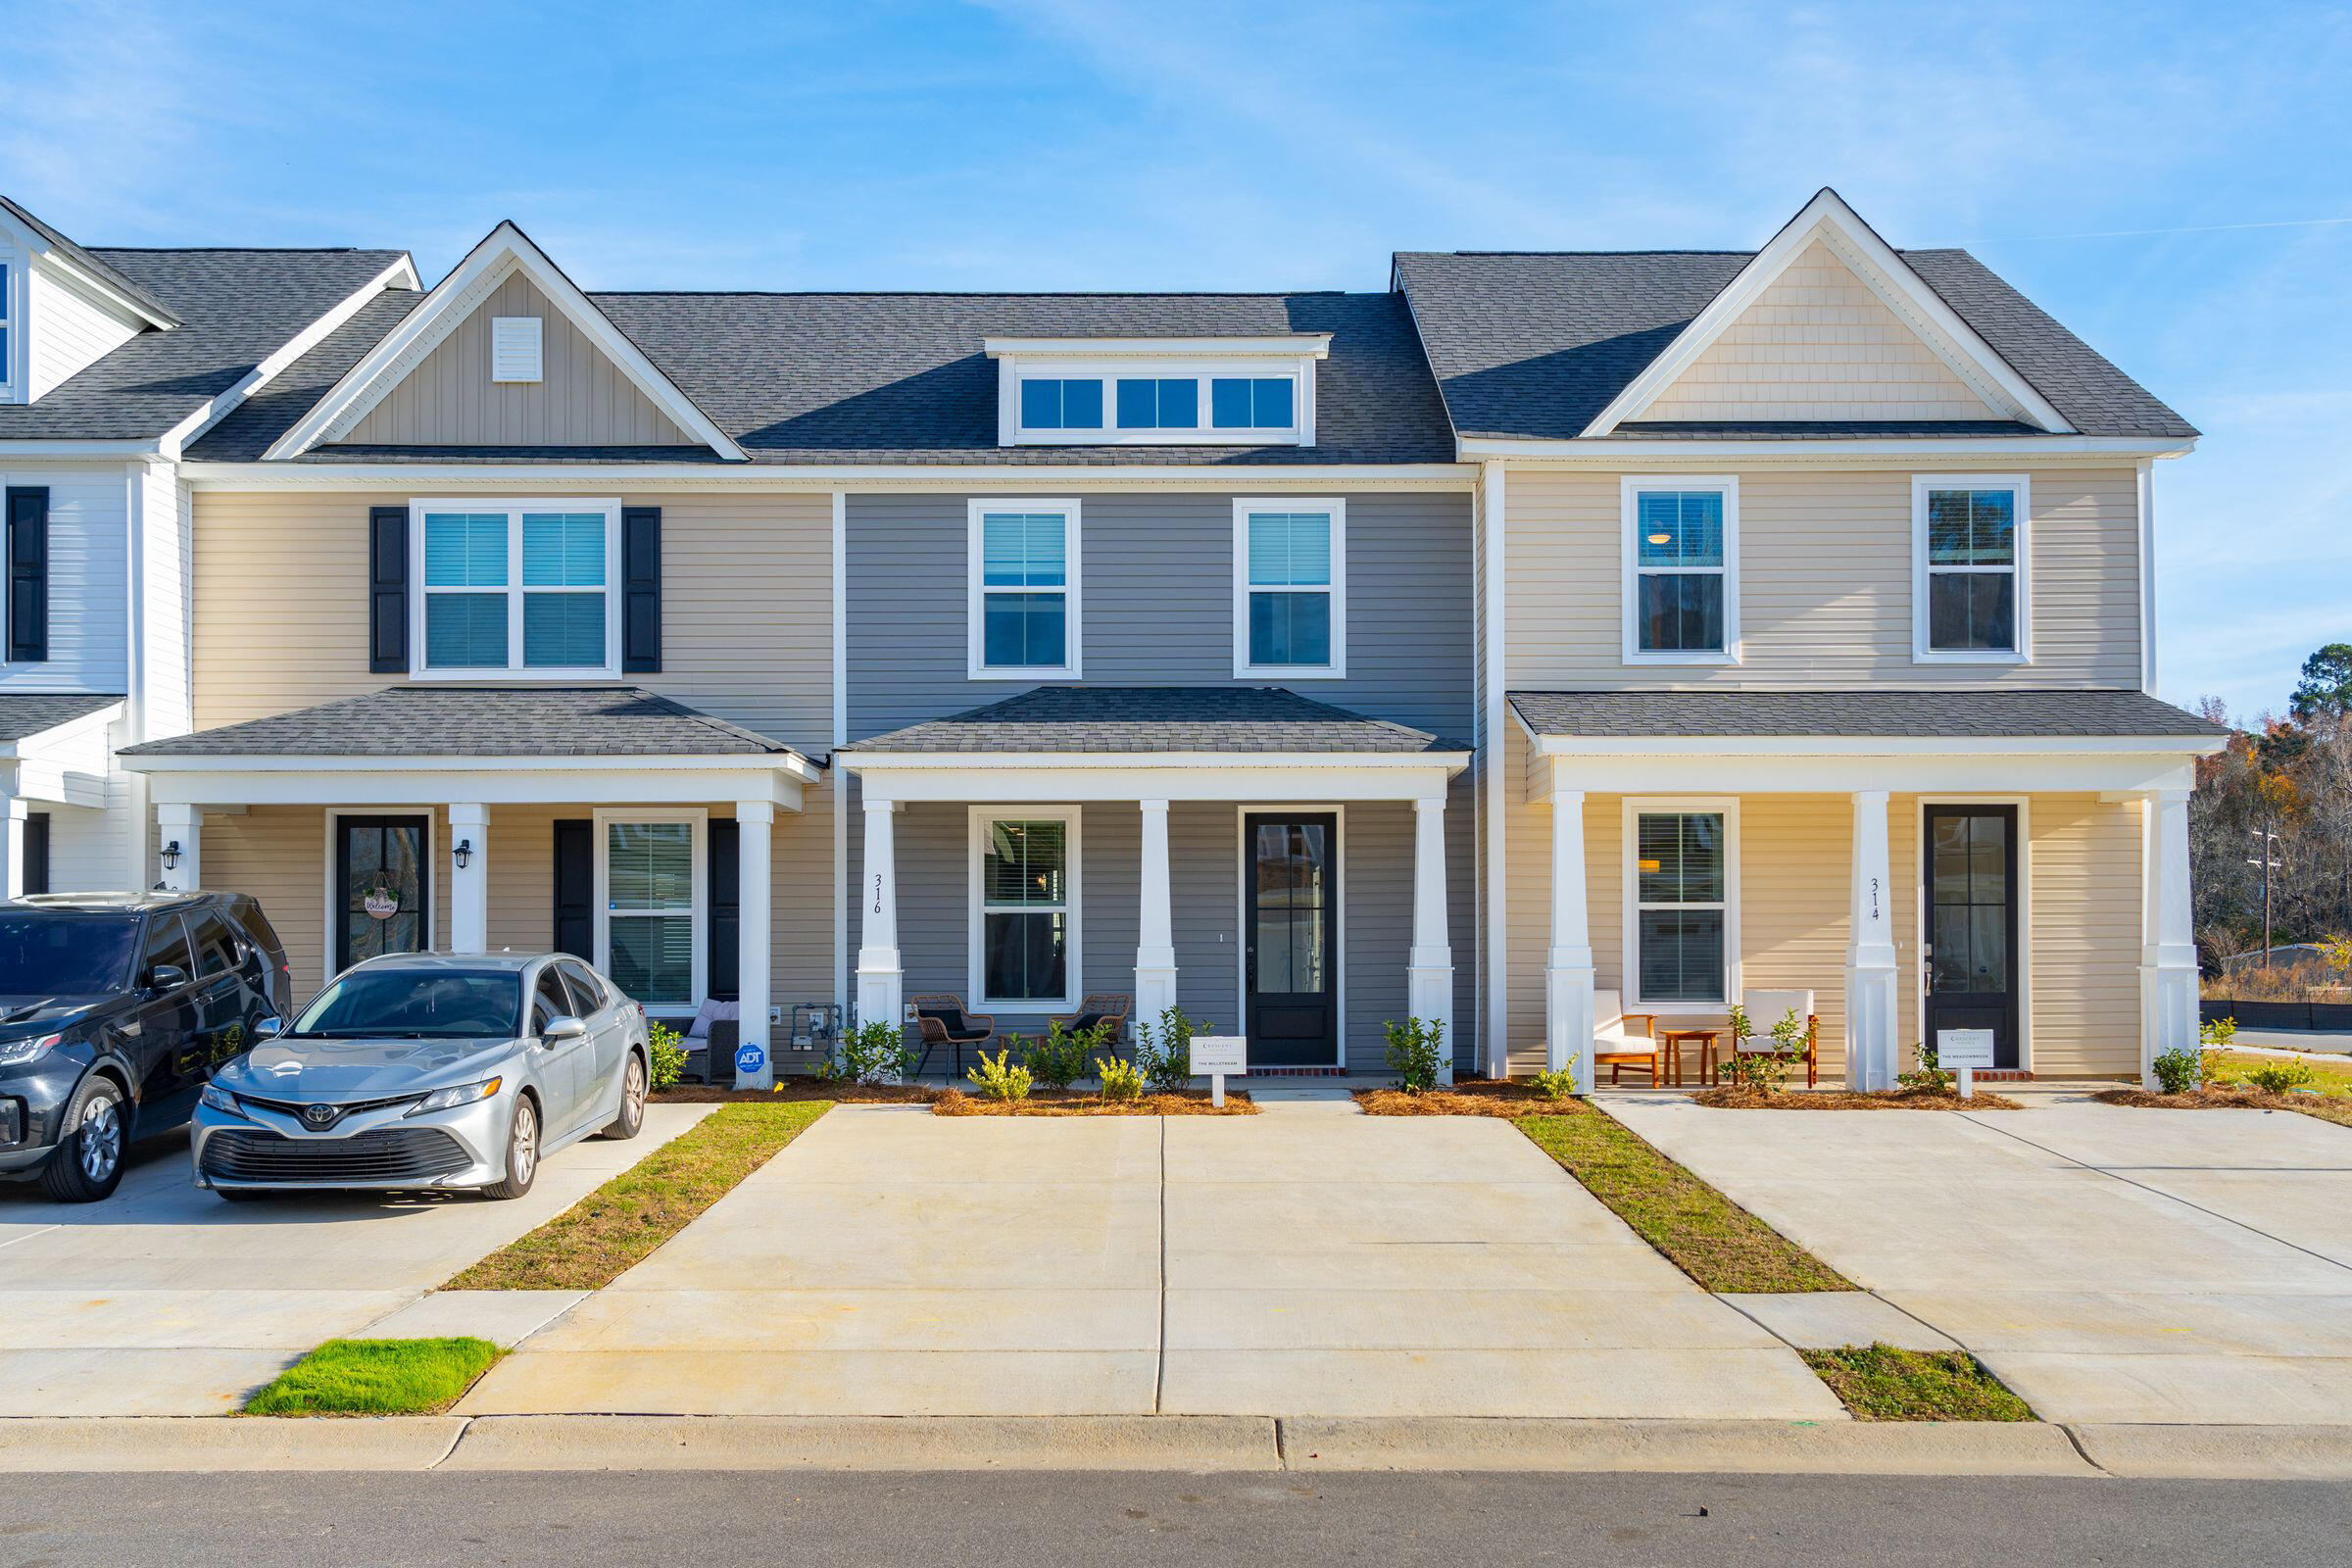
(1545, 789), (1597, 1092)
(0, 795), (24, 901)
(447, 805), (488, 956)
(735, 801), (774, 1090)
(1844, 789), (1900, 1092)
(2139, 786), (2198, 1089)
(157, 802), (201, 893)
(1134, 800), (1178, 1029)
(1408, 795), (1455, 1085)
(856, 796), (904, 1035)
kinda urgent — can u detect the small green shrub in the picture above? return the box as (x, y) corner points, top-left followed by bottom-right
(2200, 1015), (2237, 1049)
(966, 1048), (1033, 1102)
(1136, 1005), (1207, 1093)
(830, 1019), (915, 1085)
(1720, 1049), (1788, 1096)
(1022, 1021), (1094, 1092)
(1725, 1002), (1753, 1051)
(647, 1021), (687, 1092)
(1530, 1065), (1579, 1101)
(2247, 1055), (2318, 1095)
(1896, 1042), (1955, 1096)
(1096, 1054), (1147, 1102)
(1768, 1007), (1808, 1054)
(2151, 1043), (2204, 1095)
(1383, 1016), (1446, 1094)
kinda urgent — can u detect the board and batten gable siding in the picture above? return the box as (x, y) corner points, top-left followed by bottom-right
(26, 267), (142, 403)
(345, 271), (695, 449)
(188, 489), (833, 753)
(1503, 466), (2142, 690)
(0, 466), (128, 695)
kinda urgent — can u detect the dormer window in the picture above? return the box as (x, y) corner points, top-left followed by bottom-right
(990, 335), (1326, 447)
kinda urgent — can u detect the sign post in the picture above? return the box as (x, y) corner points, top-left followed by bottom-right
(1936, 1028), (1995, 1101)
(1191, 1035), (1248, 1108)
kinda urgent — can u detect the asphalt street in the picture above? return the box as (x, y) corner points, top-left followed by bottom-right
(2, 1469), (2346, 1566)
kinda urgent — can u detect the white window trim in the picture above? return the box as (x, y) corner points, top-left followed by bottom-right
(1912, 473), (2032, 664)
(0, 250), (18, 402)
(1621, 475), (1740, 665)
(1620, 797), (1740, 1014)
(1232, 802), (1347, 1068)
(593, 806), (708, 1019)
(967, 805), (1082, 1012)
(1232, 497), (1348, 679)
(995, 355), (1317, 447)
(408, 498), (622, 681)
(490, 316), (544, 383)
(966, 498), (1082, 680)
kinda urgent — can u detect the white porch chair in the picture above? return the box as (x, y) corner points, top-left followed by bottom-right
(1591, 988), (1666, 1086)
(1738, 988), (1819, 1088)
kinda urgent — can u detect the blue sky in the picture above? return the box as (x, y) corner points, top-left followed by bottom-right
(9, 0), (2345, 720)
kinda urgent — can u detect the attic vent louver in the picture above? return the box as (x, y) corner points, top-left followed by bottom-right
(491, 316), (543, 383)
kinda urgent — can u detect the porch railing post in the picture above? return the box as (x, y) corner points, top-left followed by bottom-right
(736, 800), (774, 1091)
(1845, 789), (1899, 1091)
(447, 804), (488, 956)
(1545, 787), (1596, 1092)
(1134, 799), (1178, 1029)
(1409, 794), (1455, 1085)
(2138, 785), (2197, 1090)
(855, 796), (904, 1042)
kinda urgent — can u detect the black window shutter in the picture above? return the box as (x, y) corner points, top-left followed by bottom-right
(622, 506), (662, 673)
(7, 487), (49, 663)
(708, 818), (740, 1001)
(23, 812), (50, 897)
(368, 506), (409, 673)
(553, 819), (594, 961)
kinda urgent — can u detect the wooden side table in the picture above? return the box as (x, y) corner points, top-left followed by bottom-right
(1656, 1028), (1722, 1088)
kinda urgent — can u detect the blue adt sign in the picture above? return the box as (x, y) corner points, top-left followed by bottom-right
(735, 1041), (766, 1077)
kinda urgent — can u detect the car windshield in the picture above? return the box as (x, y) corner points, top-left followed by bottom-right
(0, 913), (140, 994)
(290, 971), (523, 1040)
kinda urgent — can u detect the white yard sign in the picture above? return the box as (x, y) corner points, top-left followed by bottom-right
(1936, 1028), (1996, 1100)
(1191, 1035), (1247, 1107)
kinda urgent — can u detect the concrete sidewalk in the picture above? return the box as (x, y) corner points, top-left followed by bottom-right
(457, 1099), (1842, 1420)
(1603, 1094), (2352, 1425)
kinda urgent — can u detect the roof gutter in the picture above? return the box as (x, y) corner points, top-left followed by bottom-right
(1456, 434), (2197, 465)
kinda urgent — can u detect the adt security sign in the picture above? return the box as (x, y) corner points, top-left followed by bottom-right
(1936, 1028), (1995, 1100)
(734, 1040), (767, 1087)
(1191, 1035), (1247, 1107)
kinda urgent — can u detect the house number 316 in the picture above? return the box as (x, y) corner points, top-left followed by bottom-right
(872, 872), (885, 914)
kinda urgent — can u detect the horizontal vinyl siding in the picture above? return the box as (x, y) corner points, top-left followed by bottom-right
(2021, 794), (2141, 1078)
(27, 267), (140, 401)
(0, 466), (127, 694)
(1503, 466), (2140, 689)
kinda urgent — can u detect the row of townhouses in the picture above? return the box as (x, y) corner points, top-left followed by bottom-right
(0, 187), (2223, 1089)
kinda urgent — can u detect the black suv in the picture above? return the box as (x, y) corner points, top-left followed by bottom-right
(0, 893), (291, 1201)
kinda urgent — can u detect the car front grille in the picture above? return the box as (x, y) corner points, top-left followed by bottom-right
(200, 1127), (472, 1185)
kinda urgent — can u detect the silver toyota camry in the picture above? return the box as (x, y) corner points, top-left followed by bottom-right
(191, 952), (652, 1200)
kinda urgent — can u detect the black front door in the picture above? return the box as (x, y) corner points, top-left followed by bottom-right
(1924, 806), (2021, 1070)
(335, 814), (431, 975)
(1245, 812), (1338, 1067)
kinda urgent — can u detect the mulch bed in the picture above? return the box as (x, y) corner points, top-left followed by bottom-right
(2093, 1087), (2352, 1127)
(934, 1089), (1256, 1116)
(1354, 1080), (1574, 1118)
(654, 1081), (939, 1104)
(1692, 1087), (2024, 1111)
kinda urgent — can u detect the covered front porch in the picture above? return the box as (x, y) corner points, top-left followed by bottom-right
(1505, 690), (2230, 1091)
(119, 686), (826, 1087)
(840, 687), (1474, 1075)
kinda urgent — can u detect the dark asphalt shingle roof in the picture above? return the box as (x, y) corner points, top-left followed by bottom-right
(121, 686), (809, 760)
(0, 693), (123, 742)
(0, 196), (179, 325)
(1394, 248), (2195, 442)
(846, 686), (1467, 755)
(187, 289), (1456, 466)
(1508, 689), (2228, 741)
(0, 246), (412, 443)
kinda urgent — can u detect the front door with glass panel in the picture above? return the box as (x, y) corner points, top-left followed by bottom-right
(1245, 813), (1338, 1067)
(1924, 806), (2021, 1069)
(604, 818), (700, 1015)
(335, 815), (430, 974)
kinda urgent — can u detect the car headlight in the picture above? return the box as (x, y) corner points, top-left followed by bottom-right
(199, 1082), (247, 1118)
(406, 1077), (503, 1116)
(0, 1033), (62, 1067)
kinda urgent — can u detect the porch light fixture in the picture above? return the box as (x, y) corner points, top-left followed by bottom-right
(454, 838), (473, 870)
(161, 840), (182, 871)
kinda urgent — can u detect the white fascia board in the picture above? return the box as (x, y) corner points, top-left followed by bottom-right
(31, 248), (178, 332)
(122, 750), (822, 783)
(160, 255), (420, 459)
(263, 222), (744, 462)
(843, 752), (1467, 804)
(1456, 435), (2193, 465)
(1577, 188), (2073, 437)
(1521, 731), (2228, 760)
(133, 760), (811, 808)
(1528, 749), (2202, 798)
(0, 439), (165, 460)
(984, 335), (1332, 360)
(179, 461), (1473, 490)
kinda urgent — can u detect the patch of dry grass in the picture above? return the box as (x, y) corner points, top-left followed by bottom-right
(1692, 1087), (2025, 1111)
(655, 1081), (936, 1104)
(2094, 1086), (2352, 1129)
(1354, 1081), (1572, 1118)
(933, 1089), (1256, 1116)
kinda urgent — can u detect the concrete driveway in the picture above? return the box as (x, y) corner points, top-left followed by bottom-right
(460, 1100), (1843, 1420)
(0, 1104), (711, 1415)
(1603, 1095), (2352, 1424)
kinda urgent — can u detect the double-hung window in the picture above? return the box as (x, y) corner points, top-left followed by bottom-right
(1233, 499), (1346, 676)
(412, 500), (619, 677)
(1626, 803), (1737, 1007)
(968, 500), (1080, 678)
(970, 808), (1079, 1010)
(597, 809), (705, 1015)
(1914, 475), (2029, 661)
(1623, 478), (1737, 662)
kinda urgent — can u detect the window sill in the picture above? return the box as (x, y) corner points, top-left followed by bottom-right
(977, 999), (1078, 1014)
(969, 666), (1079, 681)
(1234, 662), (1346, 680)
(406, 667), (625, 683)
(1911, 650), (2031, 665)
(1623, 652), (1740, 667)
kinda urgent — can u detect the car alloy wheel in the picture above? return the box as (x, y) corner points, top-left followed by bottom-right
(618, 1056), (647, 1134)
(508, 1097), (538, 1187)
(78, 1094), (123, 1185)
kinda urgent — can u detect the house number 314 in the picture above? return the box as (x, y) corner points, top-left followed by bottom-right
(1869, 876), (1882, 921)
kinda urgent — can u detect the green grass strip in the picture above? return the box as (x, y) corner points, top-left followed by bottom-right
(244, 1338), (504, 1416)
(447, 1100), (830, 1291)
(1802, 1344), (2035, 1421)
(1518, 1106), (1853, 1294)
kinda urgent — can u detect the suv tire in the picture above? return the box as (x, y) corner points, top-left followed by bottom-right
(41, 1076), (128, 1202)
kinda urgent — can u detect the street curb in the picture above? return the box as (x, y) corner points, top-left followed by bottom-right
(0, 1417), (466, 1472)
(2070, 1424), (2352, 1479)
(1279, 1417), (2098, 1475)
(442, 1414), (1281, 1470)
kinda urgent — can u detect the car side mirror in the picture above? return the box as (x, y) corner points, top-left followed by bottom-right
(542, 1015), (589, 1044)
(256, 1016), (284, 1039)
(149, 963), (188, 992)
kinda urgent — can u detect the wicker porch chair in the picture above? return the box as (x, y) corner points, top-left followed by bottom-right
(1051, 994), (1133, 1050)
(909, 994), (995, 1080)
(1590, 988), (1666, 1086)
(1737, 989), (1820, 1089)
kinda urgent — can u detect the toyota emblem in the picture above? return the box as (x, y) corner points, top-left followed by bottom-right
(301, 1103), (339, 1129)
